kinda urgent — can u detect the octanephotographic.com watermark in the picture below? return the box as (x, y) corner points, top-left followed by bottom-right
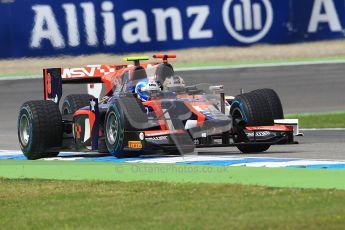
(113, 164), (228, 174)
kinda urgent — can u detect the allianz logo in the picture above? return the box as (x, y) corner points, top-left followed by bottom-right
(30, 1), (213, 49)
(222, 0), (273, 43)
(30, 0), (343, 49)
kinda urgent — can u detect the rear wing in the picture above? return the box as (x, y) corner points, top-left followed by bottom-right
(43, 54), (177, 103)
(43, 65), (125, 103)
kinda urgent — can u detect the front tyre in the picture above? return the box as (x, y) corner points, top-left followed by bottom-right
(18, 100), (62, 159)
(251, 88), (284, 119)
(230, 92), (272, 153)
(236, 144), (270, 153)
(104, 104), (139, 158)
(230, 92), (274, 126)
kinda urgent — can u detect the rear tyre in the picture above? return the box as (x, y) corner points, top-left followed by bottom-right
(251, 88), (284, 119)
(230, 92), (272, 153)
(18, 100), (62, 160)
(62, 94), (95, 115)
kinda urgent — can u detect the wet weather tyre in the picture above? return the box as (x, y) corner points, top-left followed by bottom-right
(230, 92), (273, 153)
(251, 88), (284, 119)
(230, 92), (274, 126)
(97, 137), (109, 153)
(104, 102), (141, 158)
(236, 144), (270, 153)
(62, 94), (95, 115)
(18, 100), (62, 160)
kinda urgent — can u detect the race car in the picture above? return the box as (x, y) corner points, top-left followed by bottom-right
(18, 54), (298, 160)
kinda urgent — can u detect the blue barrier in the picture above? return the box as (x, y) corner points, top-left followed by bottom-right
(0, 0), (344, 58)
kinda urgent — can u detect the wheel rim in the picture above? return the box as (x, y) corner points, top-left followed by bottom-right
(19, 114), (30, 146)
(106, 111), (119, 145)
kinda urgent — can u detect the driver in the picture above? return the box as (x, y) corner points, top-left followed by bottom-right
(163, 75), (186, 93)
(135, 79), (162, 101)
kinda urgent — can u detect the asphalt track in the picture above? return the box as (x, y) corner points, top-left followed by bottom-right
(0, 63), (344, 159)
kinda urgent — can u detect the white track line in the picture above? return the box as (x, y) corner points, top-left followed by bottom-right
(0, 75), (40, 81)
(2, 150), (345, 163)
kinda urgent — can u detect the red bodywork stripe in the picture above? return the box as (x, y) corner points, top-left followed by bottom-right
(183, 103), (206, 126)
(43, 69), (50, 100)
(143, 100), (168, 130)
(74, 110), (96, 136)
(144, 130), (185, 137)
(143, 100), (206, 129)
(246, 125), (293, 132)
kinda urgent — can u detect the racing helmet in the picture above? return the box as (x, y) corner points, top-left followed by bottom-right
(163, 75), (186, 93)
(135, 79), (161, 101)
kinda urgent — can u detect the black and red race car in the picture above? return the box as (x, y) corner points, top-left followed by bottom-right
(18, 54), (297, 160)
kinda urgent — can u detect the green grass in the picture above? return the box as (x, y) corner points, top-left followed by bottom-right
(286, 112), (345, 128)
(2, 160), (345, 189)
(1, 178), (345, 229)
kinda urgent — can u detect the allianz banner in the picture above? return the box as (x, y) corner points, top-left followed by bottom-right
(0, 0), (344, 58)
